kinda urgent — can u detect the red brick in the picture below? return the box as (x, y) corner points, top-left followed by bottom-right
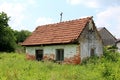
(26, 53), (35, 60)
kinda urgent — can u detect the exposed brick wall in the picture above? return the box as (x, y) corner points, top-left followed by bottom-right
(64, 54), (81, 64)
(43, 53), (81, 64)
(26, 53), (81, 64)
(43, 54), (55, 61)
(26, 53), (36, 60)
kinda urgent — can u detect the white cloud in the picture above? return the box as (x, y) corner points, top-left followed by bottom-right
(36, 17), (54, 26)
(66, 0), (100, 8)
(96, 6), (120, 38)
(27, 0), (36, 5)
(0, 2), (26, 30)
(66, 0), (120, 8)
(66, 0), (81, 5)
(84, 1), (100, 8)
(0, 0), (38, 31)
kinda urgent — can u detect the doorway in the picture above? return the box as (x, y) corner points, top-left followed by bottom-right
(90, 48), (95, 56)
(36, 49), (43, 61)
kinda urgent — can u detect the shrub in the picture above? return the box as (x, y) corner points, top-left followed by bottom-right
(103, 47), (120, 62)
(81, 55), (100, 65)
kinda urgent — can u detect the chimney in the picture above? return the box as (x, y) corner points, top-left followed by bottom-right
(60, 12), (63, 22)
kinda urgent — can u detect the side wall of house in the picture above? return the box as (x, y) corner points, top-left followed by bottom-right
(79, 20), (103, 60)
(117, 42), (120, 52)
(25, 44), (81, 64)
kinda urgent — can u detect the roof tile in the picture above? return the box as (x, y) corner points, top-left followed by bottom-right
(22, 17), (92, 46)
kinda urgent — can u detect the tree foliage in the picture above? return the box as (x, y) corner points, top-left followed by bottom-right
(0, 12), (9, 30)
(14, 30), (31, 43)
(0, 12), (16, 52)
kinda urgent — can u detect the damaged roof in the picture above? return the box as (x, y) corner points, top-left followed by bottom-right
(22, 17), (93, 46)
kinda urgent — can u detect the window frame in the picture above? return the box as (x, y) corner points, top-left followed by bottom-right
(56, 49), (64, 61)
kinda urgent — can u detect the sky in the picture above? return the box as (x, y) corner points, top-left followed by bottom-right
(0, 0), (120, 38)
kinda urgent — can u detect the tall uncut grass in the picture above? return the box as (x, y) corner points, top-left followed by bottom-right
(0, 50), (120, 80)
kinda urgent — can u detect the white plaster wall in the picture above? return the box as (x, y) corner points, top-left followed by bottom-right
(80, 20), (103, 60)
(80, 41), (89, 59)
(95, 40), (103, 56)
(80, 39), (103, 60)
(26, 47), (43, 55)
(117, 42), (120, 52)
(44, 45), (78, 58)
(26, 44), (78, 58)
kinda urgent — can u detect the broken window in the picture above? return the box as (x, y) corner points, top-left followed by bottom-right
(56, 49), (64, 61)
(36, 49), (43, 61)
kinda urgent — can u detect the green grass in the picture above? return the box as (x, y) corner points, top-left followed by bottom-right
(0, 52), (120, 80)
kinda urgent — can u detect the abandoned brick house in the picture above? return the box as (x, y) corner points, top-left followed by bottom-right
(97, 27), (116, 46)
(22, 16), (103, 64)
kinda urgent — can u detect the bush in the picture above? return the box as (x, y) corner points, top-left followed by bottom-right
(15, 44), (25, 53)
(103, 47), (120, 62)
(81, 56), (98, 65)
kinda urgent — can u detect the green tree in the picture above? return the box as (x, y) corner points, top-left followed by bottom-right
(0, 12), (9, 30)
(0, 12), (16, 52)
(14, 30), (31, 43)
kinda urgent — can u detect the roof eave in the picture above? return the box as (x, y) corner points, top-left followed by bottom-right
(22, 41), (79, 46)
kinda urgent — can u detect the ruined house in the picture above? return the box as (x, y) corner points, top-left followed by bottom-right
(22, 16), (103, 64)
(97, 27), (116, 46)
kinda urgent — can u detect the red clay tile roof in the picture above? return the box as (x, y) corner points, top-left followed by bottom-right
(22, 17), (92, 46)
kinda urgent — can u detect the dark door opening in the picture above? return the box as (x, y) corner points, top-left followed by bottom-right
(36, 50), (43, 61)
(56, 49), (64, 61)
(90, 48), (95, 56)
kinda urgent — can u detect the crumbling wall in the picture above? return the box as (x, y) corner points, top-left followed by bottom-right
(43, 54), (55, 61)
(64, 53), (81, 64)
(25, 44), (81, 64)
(26, 53), (35, 60)
(79, 19), (103, 60)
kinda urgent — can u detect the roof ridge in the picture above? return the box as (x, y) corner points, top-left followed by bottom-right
(22, 16), (93, 46)
(37, 16), (92, 27)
